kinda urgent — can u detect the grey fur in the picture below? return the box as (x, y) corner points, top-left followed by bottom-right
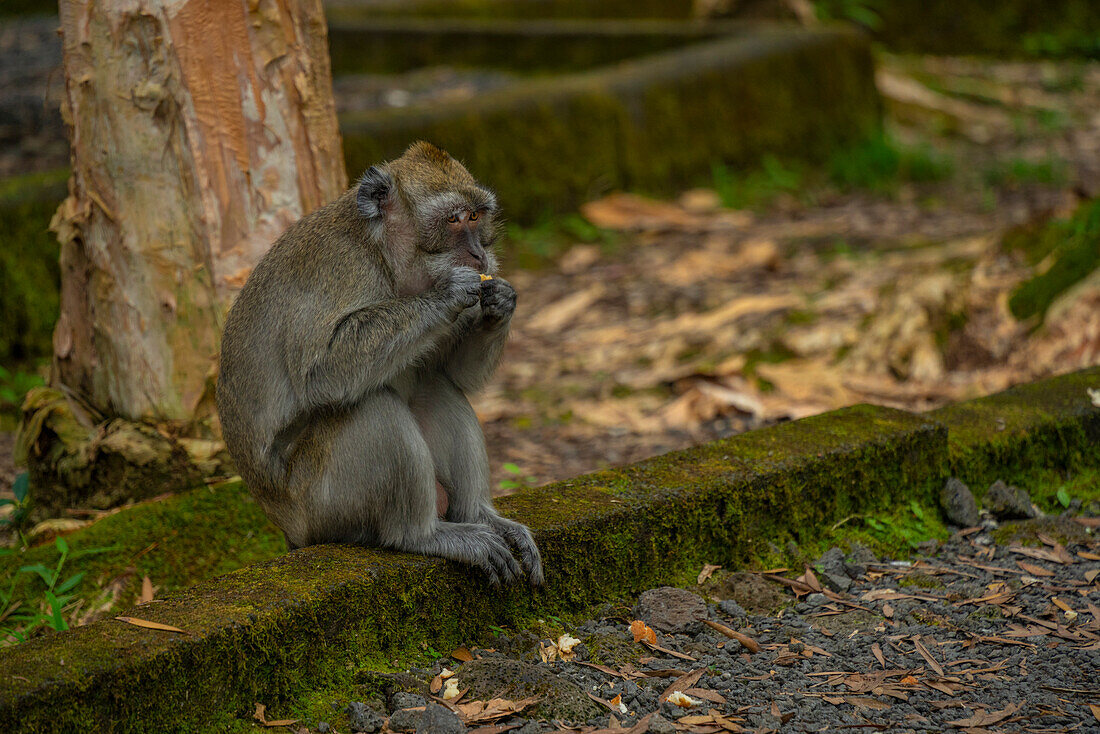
(217, 143), (543, 586)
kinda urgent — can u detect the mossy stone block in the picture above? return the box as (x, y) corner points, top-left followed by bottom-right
(340, 26), (880, 223)
(927, 366), (1100, 495)
(0, 404), (939, 731)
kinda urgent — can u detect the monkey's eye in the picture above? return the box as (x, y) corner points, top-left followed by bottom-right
(447, 214), (459, 224)
(469, 211), (480, 221)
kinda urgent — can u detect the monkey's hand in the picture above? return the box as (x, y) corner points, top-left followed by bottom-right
(442, 266), (483, 318)
(479, 276), (517, 327)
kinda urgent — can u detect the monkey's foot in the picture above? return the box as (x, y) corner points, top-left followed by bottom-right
(426, 522), (524, 586)
(486, 516), (544, 587)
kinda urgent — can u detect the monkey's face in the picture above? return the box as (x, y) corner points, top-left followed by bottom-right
(357, 142), (502, 277)
(439, 201), (499, 274)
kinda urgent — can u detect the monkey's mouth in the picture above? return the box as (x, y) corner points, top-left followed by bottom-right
(458, 251), (487, 272)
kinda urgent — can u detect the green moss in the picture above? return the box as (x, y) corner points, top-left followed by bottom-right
(582, 632), (642, 667)
(990, 516), (1093, 547)
(898, 573), (945, 590)
(0, 480), (283, 637)
(1007, 198), (1100, 322)
(0, 169), (67, 367)
(827, 132), (953, 193)
(326, 0), (694, 21)
(327, 19), (713, 75)
(927, 366), (1100, 496)
(833, 0), (1100, 58)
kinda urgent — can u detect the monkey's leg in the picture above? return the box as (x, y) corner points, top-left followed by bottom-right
(306, 389), (523, 585)
(412, 377), (544, 586)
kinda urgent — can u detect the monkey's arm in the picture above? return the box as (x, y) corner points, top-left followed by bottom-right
(289, 268), (481, 408)
(444, 277), (515, 393)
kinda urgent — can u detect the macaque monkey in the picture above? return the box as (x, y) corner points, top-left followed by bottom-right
(217, 142), (542, 586)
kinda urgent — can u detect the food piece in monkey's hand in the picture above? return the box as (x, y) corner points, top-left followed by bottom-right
(479, 274), (493, 281)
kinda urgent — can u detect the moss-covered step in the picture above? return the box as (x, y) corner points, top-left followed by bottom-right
(928, 366), (1100, 500)
(0, 404), (942, 731)
(340, 25), (881, 222)
(324, 0), (694, 22)
(327, 18), (726, 75)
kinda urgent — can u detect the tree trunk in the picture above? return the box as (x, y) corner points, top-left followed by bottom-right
(18, 0), (347, 515)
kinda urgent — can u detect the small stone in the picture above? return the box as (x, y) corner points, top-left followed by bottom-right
(816, 547), (847, 576)
(821, 572), (851, 593)
(390, 692), (427, 711)
(512, 722), (543, 734)
(940, 477), (980, 526)
(984, 480), (1038, 520)
(847, 542), (877, 567)
(345, 702), (384, 733)
(718, 599), (746, 618)
(317, 723), (331, 734)
(417, 702), (465, 734)
(387, 708), (422, 733)
(805, 593), (828, 606)
(647, 712), (677, 734)
(634, 587), (708, 633)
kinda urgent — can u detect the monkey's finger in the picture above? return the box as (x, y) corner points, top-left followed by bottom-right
(485, 535), (523, 585)
(526, 556), (546, 588)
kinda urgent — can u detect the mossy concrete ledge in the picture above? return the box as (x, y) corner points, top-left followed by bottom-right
(928, 366), (1100, 495)
(0, 404), (942, 731)
(340, 25), (880, 222)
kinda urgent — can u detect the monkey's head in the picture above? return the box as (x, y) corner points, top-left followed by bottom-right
(356, 141), (501, 277)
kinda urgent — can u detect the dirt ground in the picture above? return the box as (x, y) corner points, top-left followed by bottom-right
(477, 54), (1100, 493)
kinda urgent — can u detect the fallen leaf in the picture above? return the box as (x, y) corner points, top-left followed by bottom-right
(685, 688), (726, 705)
(914, 637), (945, 677)
(115, 616), (186, 634)
(450, 647), (474, 662)
(642, 641), (697, 661)
(1091, 704), (1100, 723)
(701, 619), (761, 653)
(846, 696), (891, 711)
(253, 703), (297, 728)
(660, 669), (706, 703)
(698, 563), (722, 585)
(1016, 561), (1054, 577)
(946, 702), (1020, 727)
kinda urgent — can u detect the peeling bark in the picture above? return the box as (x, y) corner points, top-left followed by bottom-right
(51, 0), (346, 426)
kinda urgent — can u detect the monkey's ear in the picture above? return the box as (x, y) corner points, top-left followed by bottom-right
(356, 166), (394, 219)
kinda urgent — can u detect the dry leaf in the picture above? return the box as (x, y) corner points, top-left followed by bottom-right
(115, 616), (186, 634)
(253, 703), (297, 728)
(1016, 561), (1054, 577)
(701, 619), (761, 653)
(660, 669), (706, 703)
(630, 620), (657, 645)
(450, 647), (474, 662)
(946, 702), (1020, 727)
(697, 563), (722, 585)
(871, 643), (886, 669)
(684, 688), (726, 705)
